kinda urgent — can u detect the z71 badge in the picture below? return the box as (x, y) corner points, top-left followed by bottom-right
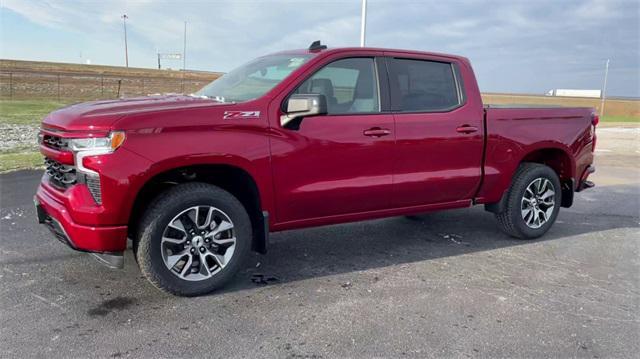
(223, 111), (261, 120)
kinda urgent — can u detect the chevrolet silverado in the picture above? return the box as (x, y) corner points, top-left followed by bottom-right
(35, 42), (597, 296)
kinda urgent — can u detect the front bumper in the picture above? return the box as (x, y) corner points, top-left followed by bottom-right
(35, 181), (128, 255)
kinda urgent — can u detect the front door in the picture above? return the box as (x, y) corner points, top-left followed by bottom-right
(269, 57), (395, 223)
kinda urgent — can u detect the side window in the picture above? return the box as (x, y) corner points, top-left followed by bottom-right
(388, 58), (460, 112)
(295, 58), (379, 114)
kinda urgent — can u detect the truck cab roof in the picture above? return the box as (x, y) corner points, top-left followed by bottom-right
(272, 46), (469, 63)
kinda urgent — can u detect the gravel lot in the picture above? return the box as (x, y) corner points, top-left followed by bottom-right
(0, 127), (638, 358)
(0, 123), (39, 151)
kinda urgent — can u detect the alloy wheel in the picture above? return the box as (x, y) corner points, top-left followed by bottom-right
(521, 178), (556, 229)
(160, 206), (236, 281)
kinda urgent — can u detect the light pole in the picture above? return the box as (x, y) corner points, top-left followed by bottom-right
(181, 21), (187, 92)
(122, 14), (129, 67)
(183, 21), (187, 71)
(360, 0), (367, 47)
(600, 59), (609, 117)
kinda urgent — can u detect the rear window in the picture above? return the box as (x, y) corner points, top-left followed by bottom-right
(388, 58), (461, 112)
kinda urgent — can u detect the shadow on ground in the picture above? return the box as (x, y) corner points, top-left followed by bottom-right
(219, 183), (638, 294)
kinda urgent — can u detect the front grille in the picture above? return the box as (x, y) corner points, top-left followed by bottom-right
(44, 157), (103, 205)
(42, 134), (69, 151)
(45, 157), (77, 189)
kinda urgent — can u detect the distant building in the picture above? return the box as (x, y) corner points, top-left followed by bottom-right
(546, 89), (602, 98)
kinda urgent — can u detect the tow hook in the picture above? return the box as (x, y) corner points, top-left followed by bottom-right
(90, 252), (124, 269)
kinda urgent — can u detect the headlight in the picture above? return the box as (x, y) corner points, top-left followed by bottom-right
(68, 131), (126, 153)
(72, 131), (126, 177)
(69, 131), (125, 205)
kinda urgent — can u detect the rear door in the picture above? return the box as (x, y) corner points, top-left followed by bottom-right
(385, 54), (484, 207)
(269, 56), (396, 223)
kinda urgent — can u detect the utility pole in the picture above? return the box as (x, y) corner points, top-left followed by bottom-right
(183, 21), (187, 71)
(181, 21), (187, 92)
(600, 59), (609, 117)
(122, 14), (129, 67)
(360, 0), (367, 47)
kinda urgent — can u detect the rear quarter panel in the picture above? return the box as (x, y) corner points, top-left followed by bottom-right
(477, 107), (595, 204)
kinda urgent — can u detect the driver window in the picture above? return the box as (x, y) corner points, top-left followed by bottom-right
(295, 58), (379, 114)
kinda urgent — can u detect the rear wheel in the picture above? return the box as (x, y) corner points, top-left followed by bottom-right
(495, 163), (561, 239)
(135, 182), (251, 296)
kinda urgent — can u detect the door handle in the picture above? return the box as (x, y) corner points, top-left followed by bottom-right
(456, 125), (478, 134)
(363, 127), (391, 137)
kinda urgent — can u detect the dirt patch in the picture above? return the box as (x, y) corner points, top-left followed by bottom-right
(87, 297), (138, 317)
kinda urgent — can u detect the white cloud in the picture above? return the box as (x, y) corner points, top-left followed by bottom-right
(575, 0), (623, 20)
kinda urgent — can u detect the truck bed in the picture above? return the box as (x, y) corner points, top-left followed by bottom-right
(477, 106), (596, 205)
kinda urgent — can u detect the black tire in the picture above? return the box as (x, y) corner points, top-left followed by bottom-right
(495, 163), (562, 239)
(134, 182), (251, 296)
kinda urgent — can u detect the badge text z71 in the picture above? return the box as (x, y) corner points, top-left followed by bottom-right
(223, 111), (261, 120)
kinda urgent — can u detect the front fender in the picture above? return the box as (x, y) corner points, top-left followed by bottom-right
(118, 126), (274, 225)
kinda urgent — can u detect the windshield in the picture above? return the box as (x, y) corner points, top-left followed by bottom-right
(194, 54), (312, 103)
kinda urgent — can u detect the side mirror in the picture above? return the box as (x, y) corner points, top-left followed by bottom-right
(280, 94), (327, 127)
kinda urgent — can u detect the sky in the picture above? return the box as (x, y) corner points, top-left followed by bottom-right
(1, 0), (638, 97)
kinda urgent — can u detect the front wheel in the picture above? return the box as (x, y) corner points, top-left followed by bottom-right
(495, 163), (562, 239)
(135, 183), (251, 296)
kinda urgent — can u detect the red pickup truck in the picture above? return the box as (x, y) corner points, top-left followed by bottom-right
(35, 42), (597, 296)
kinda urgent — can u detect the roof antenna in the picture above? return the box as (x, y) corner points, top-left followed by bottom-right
(308, 40), (327, 51)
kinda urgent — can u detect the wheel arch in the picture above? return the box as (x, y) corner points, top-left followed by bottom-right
(128, 163), (269, 254)
(519, 146), (575, 208)
(520, 146), (575, 181)
(486, 145), (576, 213)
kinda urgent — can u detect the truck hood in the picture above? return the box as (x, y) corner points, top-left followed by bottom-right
(42, 95), (225, 132)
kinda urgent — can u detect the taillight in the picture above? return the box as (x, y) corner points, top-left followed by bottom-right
(591, 113), (598, 151)
(590, 112), (599, 151)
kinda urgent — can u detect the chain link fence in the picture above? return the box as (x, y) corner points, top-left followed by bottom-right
(0, 70), (218, 101)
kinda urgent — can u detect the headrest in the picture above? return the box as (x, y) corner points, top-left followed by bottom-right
(310, 78), (335, 97)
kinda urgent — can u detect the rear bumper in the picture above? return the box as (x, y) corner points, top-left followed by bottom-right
(35, 181), (128, 253)
(576, 165), (596, 192)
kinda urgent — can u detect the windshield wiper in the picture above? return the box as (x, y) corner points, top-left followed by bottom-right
(188, 94), (228, 103)
(188, 93), (209, 99)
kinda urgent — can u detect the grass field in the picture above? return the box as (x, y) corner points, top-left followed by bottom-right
(0, 99), (638, 172)
(0, 152), (43, 172)
(599, 115), (640, 123)
(0, 100), (68, 125)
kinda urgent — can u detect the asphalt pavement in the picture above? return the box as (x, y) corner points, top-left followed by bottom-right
(1, 126), (638, 358)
